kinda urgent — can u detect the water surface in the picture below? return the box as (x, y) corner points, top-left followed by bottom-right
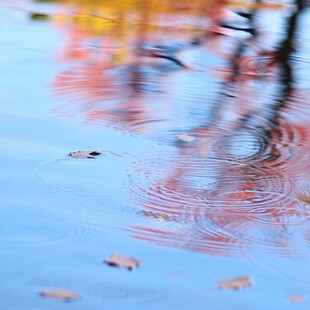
(1, 0), (310, 309)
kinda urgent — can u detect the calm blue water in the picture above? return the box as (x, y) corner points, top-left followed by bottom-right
(2, 0), (310, 309)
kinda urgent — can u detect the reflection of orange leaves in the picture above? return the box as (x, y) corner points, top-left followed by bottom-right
(52, 60), (153, 131)
(229, 191), (254, 200)
(55, 22), (89, 62)
(84, 108), (113, 121)
(128, 224), (246, 256)
(228, 182), (256, 199)
(53, 0), (204, 51)
(127, 148), (299, 256)
(83, 105), (148, 131)
(129, 225), (183, 242)
(49, 0), (306, 260)
(228, 1), (285, 10)
(53, 65), (116, 104)
(129, 200), (294, 256)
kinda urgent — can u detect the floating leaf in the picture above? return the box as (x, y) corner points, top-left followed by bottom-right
(140, 210), (170, 222)
(104, 253), (140, 270)
(218, 276), (252, 290)
(287, 294), (306, 304)
(297, 195), (310, 203)
(177, 134), (196, 142)
(40, 289), (79, 301)
(69, 150), (101, 159)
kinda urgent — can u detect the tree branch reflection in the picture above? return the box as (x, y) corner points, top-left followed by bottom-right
(50, 0), (310, 256)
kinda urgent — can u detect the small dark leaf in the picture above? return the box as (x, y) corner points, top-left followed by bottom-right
(88, 151), (101, 156)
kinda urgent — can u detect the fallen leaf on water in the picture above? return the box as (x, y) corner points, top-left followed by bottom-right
(297, 195), (310, 203)
(218, 276), (252, 290)
(287, 294), (306, 304)
(104, 253), (141, 270)
(140, 210), (170, 221)
(40, 289), (79, 301)
(69, 150), (101, 159)
(177, 134), (196, 142)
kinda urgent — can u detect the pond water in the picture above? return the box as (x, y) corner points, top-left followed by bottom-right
(1, 0), (310, 308)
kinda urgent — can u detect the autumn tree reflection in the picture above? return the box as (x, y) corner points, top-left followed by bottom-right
(52, 0), (211, 128)
(126, 0), (310, 256)
(50, 0), (310, 256)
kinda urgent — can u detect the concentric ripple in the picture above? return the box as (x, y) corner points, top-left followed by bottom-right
(125, 152), (308, 256)
(0, 154), (43, 207)
(86, 283), (185, 309)
(212, 117), (307, 170)
(127, 153), (296, 216)
(35, 155), (126, 197)
(213, 131), (267, 160)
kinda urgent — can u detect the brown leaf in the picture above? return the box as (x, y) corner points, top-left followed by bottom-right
(297, 195), (310, 203)
(177, 134), (196, 142)
(140, 210), (170, 221)
(218, 276), (252, 290)
(287, 294), (306, 304)
(69, 150), (101, 159)
(40, 289), (79, 301)
(104, 253), (140, 270)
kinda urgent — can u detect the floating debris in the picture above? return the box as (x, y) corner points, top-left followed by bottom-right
(104, 253), (141, 270)
(69, 150), (101, 159)
(287, 294), (306, 304)
(40, 288), (79, 301)
(218, 276), (252, 290)
(177, 134), (196, 142)
(297, 195), (310, 203)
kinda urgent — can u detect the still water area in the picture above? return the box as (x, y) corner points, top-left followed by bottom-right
(1, 0), (310, 308)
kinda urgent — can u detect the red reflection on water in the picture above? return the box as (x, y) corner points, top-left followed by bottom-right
(50, 0), (310, 256)
(126, 116), (310, 256)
